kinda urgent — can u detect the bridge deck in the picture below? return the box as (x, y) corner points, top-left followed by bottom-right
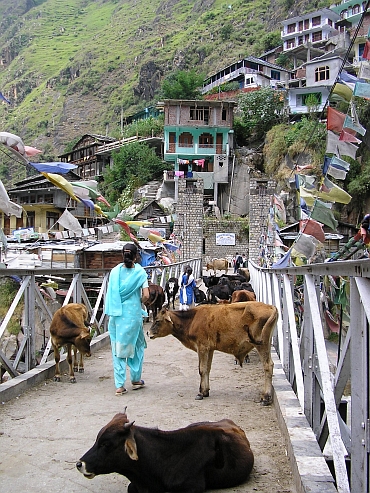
(0, 323), (300, 493)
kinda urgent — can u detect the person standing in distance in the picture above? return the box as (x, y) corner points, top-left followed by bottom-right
(104, 243), (149, 396)
(179, 265), (196, 310)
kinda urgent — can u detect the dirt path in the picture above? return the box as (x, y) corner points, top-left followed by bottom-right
(0, 320), (297, 493)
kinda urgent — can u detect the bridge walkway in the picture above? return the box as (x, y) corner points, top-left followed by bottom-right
(0, 322), (302, 493)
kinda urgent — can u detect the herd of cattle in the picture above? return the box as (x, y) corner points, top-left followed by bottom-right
(48, 262), (279, 491)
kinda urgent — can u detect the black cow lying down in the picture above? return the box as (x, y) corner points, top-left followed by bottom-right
(77, 408), (254, 493)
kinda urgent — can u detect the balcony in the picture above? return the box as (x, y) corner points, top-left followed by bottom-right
(166, 143), (226, 155)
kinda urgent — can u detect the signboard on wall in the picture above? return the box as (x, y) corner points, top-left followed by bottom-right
(216, 232), (235, 245)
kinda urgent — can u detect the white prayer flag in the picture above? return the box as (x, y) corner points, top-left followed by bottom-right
(57, 209), (83, 233)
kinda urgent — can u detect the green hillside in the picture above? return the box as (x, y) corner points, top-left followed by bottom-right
(0, 0), (328, 161)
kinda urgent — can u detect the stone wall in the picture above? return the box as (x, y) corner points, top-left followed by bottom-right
(172, 178), (204, 261)
(249, 178), (276, 262)
(203, 219), (249, 264)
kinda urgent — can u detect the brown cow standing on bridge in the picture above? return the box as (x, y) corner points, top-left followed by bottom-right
(50, 303), (92, 383)
(231, 289), (256, 303)
(149, 301), (278, 404)
(144, 282), (165, 321)
(77, 407), (254, 492)
(206, 258), (229, 275)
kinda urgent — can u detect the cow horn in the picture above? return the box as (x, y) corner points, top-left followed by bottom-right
(123, 420), (135, 429)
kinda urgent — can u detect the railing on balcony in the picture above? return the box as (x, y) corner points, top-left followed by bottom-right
(166, 143), (226, 155)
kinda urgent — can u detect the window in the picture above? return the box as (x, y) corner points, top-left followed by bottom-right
(26, 211), (35, 229)
(44, 194), (54, 204)
(190, 106), (209, 122)
(352, 4), (360, 15)
(315, 66), (329, 82)
(271, 70), (280, 80)
(304, 19), (309, 29)
(286, 39), (295, 49)
(245, 77), (254, 85)
(46, 212), (59, 230)
(199, 133), (214, 148)
(298, 21), (303, 31)
(312, 31), (322, 42)
(222, 109), (227, 120)
(312, 16), (321, 27)
(287, 23), (295, 34)
(302, 92), (322, 106)
(178, 132), (193, 147)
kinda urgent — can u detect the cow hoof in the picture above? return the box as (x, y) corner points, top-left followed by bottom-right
(79, 368), (84, 373)
(70, 377), (77, 383)
(261, 396), (272, 406)
(54, 376), (61, 382)
(195, 393), (204, 400)
(73, 366), (78, 372)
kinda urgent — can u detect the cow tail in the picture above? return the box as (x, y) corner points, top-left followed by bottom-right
(245, 306), (278, 346)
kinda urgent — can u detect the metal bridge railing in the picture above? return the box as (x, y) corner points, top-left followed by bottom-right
(249, 258), (370, 493)
(0, 258), (202, 380)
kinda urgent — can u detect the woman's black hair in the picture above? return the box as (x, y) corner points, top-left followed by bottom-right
(122, 243), (137, 268)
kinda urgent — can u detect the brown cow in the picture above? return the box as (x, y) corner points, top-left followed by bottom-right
(77, 408), (254, 492)
(149, 301), (278, 404)
(206, 258), (229, 275)
(50, 303), (92, 383)
(144, 282), (165, 321)
(237, 268), (250, 282)
(231, 289), (256, 303)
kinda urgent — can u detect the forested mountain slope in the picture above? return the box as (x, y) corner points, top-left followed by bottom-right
(0, 0), (328, 161)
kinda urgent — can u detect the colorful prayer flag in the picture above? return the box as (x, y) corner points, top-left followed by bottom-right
(362, 39), (370, 60)
(332, 83), (353, 102)
(300, 219), (325, 243)
(353, 81), (370, 98)
(310, 200), (338, 230)
(339, 129), (361, 143)
(327, 107), (346, 133)
(343, 114), (366, 136)
(326, 130), (358, 159)
(358, 61), (370, 80)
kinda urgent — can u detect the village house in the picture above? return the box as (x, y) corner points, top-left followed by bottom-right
(58, 134), (115, 180)
(4, 171), (106, 236)
(158, 98), (236, 211)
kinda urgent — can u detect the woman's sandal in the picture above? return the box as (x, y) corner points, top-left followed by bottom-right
(115, 387), (127, 396)
(131, 379), (145, 390)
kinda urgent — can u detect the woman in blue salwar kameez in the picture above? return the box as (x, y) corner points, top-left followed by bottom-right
(105, 243), (149, 396)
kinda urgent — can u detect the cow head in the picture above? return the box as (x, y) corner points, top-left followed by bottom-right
(76, 411), (137, 478)
(148, 307), (174, 339)
(74, 328), (92, 357)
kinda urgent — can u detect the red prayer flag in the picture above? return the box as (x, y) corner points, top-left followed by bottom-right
(339, 130), (361, 143)
(327, 107), (356, 135)
(363, 39), (370, 60)
(299, 219), (325, 243)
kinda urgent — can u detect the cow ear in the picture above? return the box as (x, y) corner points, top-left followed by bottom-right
(164, 311), (173, 323)
(125, 436), (138, 461)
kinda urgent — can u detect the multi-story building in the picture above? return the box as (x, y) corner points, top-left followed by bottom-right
(202, 56), (291, 94)
(58, 134), (115, 180)
(4, 172), (102, 236)
(287, 52), (350, 114)
(281, 8), (341, 66)
(159, 99), (236, 207)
